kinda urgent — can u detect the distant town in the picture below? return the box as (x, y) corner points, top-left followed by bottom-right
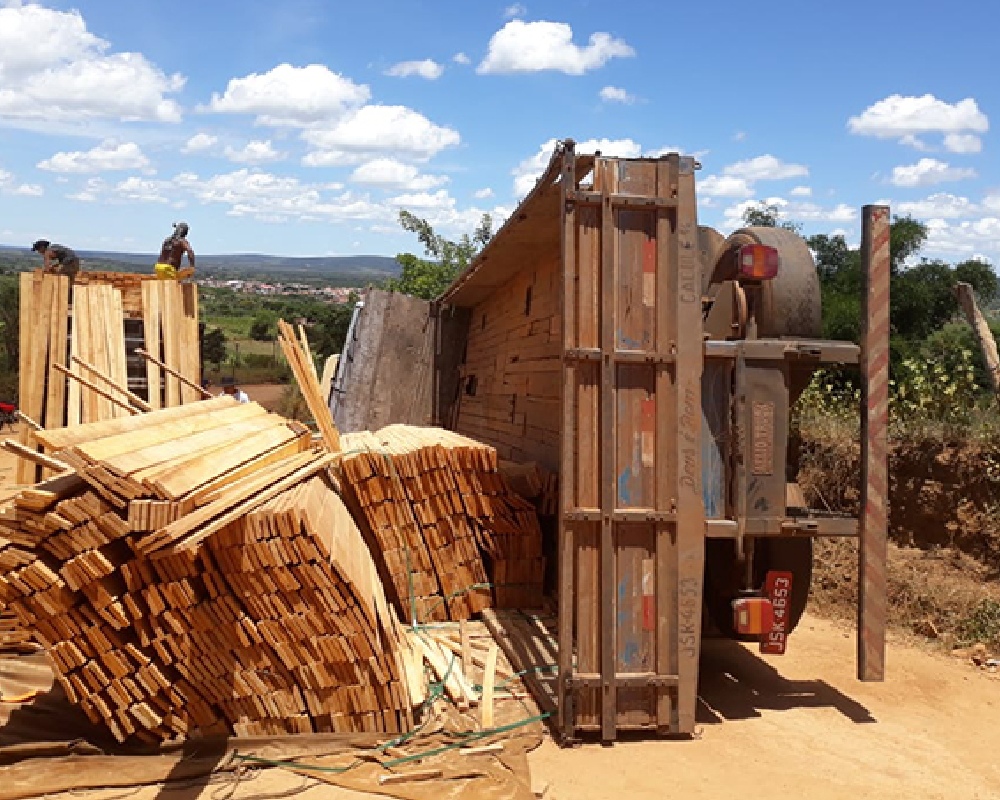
(196, 276), (366, 303)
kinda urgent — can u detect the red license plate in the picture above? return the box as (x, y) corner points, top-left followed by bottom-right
(759, 570), (794, 655)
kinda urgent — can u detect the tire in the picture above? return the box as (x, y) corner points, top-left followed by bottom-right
(703, 536), (813, 641)
(728, 226), (822, 339)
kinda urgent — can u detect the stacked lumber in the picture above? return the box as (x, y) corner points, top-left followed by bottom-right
(340, 426), (544, 623)
(17, 271), (201, 485)
(74, 271), (153, 318)
(0, 595), (37, 655)
(0, 401), (416, 742)
(500, 460), (559, 517)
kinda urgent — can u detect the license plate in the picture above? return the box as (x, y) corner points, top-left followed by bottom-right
(760, 570), (794, 655)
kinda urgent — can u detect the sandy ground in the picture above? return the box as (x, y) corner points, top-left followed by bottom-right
(531, 617), (1000, 800)
(240, 383), (288, 412)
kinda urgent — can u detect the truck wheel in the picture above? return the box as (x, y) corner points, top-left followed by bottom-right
(703, 536), (813, 641)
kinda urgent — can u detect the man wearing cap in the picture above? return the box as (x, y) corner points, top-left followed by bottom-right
(155, 222), (195, 280)
(31, 240), (81, 279)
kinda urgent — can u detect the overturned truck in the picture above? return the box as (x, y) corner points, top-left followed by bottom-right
(335, 140), (889, 743)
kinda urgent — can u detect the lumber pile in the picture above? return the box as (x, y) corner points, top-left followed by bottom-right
(0, 400), (416, 742)
(499, 460), (559, 517)
(0, 597), (37, 655)
(341, 425), (544, 623)
(17, 272), (201, 486)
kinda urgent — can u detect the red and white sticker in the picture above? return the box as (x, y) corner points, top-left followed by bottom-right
(760, 570), (794, 655)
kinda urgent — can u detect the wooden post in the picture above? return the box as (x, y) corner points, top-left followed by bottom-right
(954, 282), (1000, 395)
(858, 205), (890, 681)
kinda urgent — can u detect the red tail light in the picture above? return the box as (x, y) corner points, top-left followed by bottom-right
(738, 244), (780, 281)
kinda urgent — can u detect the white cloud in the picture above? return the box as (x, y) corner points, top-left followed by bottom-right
(718, 196), (856, 232)
(723, 154), (808, 181)
(504, 3), (527, 18)
(983, 192), (1000, 214)
(899, 134), (931, 151)
(923, 216), (1000, 263)
(223, 140), (284, 164)
(599, 85), (635, 104)
(790, 186), (812, 197)
(37, 140), (150, 173)
(452, 52), (471, 65)
(474, 187), (494, 199)
(349, 157), (447, 190)
(302, 105), (460, 165)
(478, 20), (634, 75)
(0, 4), (184, 125)
(0, 166), (43, 197)
(849, 94), (989, 142)
(114, 176), (172, 204)
(732, 131), (746, 142)
(182, 133), (218, 153)
(699, 175), (753, 198)
(203, 64), (370, 126)
(384, 59), (444, 80)
(512, 137), (641, 196)
(890, 158), (977, 187)
(897, 193), (976, 219)
(943, 133), (982, 154)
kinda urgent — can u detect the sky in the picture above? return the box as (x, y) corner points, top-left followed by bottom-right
(1, 0), (999, 265)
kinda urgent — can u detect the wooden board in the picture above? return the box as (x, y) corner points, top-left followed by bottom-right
(142, 280), (162, 410)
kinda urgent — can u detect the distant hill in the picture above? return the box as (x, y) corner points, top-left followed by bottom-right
(0, 246), (401, 286)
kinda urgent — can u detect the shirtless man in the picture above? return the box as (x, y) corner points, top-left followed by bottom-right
(154, 222), (195, 279)
(32, 240), (81, 279)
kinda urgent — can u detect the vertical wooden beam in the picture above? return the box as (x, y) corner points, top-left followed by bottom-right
(858, 204), (890, 681)
(673, 156), (705, 732)
(557, 140), (578, 741)
(599, 161), (618, 743)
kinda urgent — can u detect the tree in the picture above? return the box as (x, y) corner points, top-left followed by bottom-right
(385, 210), (495, 300)
(311, 295), (359, 357)
(0, 277), (19, 373)
(202, 327), (227, 368)
(954, 258), (999, 305)
(741, 202), (802, 233)
(889, 214), (928, 274)
(249, 313), (275, 341)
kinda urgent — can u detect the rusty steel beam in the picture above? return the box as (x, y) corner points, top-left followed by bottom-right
(858, 205), (890, 681)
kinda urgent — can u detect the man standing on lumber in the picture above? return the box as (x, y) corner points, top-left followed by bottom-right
(31, 240), (80, 279)
(154, 221), (195, 280)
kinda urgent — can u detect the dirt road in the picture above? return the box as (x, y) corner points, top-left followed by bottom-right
(531, 616), (1000, 800)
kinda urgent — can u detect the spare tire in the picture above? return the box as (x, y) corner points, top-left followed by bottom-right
(728, 226), (822, 339)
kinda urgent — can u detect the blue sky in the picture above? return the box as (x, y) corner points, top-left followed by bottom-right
(1, 0), (998, 265)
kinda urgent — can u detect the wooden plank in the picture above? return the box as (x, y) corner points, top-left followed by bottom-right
(67, 283), (82, 426)
(278, 320), (341, 453)
(72, 355), (152, 412)
(162, 282), (181, 407)
(598, 159), (617, 742)
(2, 439), (72, 473)
(135, 348), (212, 399)
(178, 283), (198, 404)
(38, 396), (235, 451)
(480, 642), (499, 729)
(858, 204), (890, 682)
(672, 156), (704, 733)
(654, 159), (678, 731)
(45, 275), (70, 431)
(108, 286), (128, 417)
(142, 280), (162, 410)
(16, 272), (39, 484)
(54, 363), (139, 417)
